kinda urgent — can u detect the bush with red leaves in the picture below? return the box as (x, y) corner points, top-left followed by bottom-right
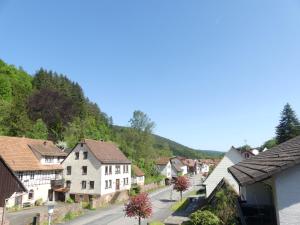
(124, 192), (152, 225)
(173, 176), (190, 200)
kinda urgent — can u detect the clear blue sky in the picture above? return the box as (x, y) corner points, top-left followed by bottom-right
(1, 0), (300, 151)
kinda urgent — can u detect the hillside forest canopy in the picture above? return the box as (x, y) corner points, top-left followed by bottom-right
(0, 59), (223, 168)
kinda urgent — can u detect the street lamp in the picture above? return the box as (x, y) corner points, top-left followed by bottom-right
(45, 201), (55, 225)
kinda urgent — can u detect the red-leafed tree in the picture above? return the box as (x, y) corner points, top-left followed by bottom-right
(124, 192), (152, 225)
(173, 176), (190, 201)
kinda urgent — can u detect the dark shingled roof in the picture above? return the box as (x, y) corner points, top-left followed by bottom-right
(228, 135), (300, 186)
(84, 139), (131, 164)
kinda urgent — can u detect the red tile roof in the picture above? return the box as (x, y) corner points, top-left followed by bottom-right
(84, 139), (131, 164)
(156, 157), (170, 165)
(0, 136), (63, 171)
(132, 165), (145, 177)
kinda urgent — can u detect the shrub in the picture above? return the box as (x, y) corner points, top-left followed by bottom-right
(129, 185), (142, 196)
(190, 210), (220, 225)
(66, 197), (74, 204)
(35, 198), (43, 206)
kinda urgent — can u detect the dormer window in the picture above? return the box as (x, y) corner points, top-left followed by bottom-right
(45, 156), (54, 163)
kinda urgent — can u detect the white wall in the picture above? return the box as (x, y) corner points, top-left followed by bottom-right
(181, 165), (188, 175)
(241, 181), (273, 205)
(63, 143), (131, 196)
(6, 171), (59, 207)
(157, 162), (172, 178)
(274, 164), (300, 225)
(100, 164), (131, 195)
(203, 148), (243, 197)
(63, 144), (102, 195)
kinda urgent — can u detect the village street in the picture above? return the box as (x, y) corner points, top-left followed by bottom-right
(63, 174), (202, 225)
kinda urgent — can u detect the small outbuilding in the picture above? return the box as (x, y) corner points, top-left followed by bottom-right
(131, 165), (145, 186)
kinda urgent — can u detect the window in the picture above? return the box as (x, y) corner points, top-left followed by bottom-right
(109, 165), (112, 174)
(45, 156), (54, 163)
(123, 178), (128, 185)
(105, 180), (108, 189)
(67, 166), (72, 175)
(30, 171), (34, 180)
(82, 166), (87, 175)
(75, 152), (79, 160)
(82, 181), (86, 189)
(109, 180), (112, 188)
(105, 166), (108, 175)
(28, 190), (34, 200)
(89, 181), (94, 189)
(115, 165), (121, 174)
(66, 180), (71, 188)
(123, 165), (129, 173)
(83, 152), (88, 159)
(18, 172), (23, 180)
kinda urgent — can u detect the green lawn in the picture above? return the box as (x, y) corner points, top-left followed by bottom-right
(171, 197), (188, 212)
(149, 221), (164, 225)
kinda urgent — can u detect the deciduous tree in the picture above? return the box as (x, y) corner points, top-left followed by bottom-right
(173, 176), (190, 201)
(124, 192), (152, 225)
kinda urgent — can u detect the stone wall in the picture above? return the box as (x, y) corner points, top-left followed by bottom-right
(141, 181), (164, 192)
(38, 203), (82, 224)
(90, 190), (129, 208)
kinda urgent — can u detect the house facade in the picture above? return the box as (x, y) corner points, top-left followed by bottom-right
(203, 147), (244, 198)
(0, 136), (66, 208)
(63, 139), (131, 203)
(132, 165), (145, 186)
(228, 136), (300, 225)
(156, 158), (172, 179)
(170, 157), (188, 176)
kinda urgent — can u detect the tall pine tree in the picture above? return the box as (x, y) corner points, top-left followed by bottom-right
(276, 103), (300, 144)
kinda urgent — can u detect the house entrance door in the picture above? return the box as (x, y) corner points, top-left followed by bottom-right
(116, 179), (120, 190)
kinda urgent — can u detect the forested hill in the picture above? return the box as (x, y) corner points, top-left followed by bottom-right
(0, 59), (221, 163)
(152, 134), (223, 159)
(114, 126), (223, 159)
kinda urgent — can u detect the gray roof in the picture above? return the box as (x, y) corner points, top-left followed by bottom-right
(170, 157), (184, 172)
(228, 136), (300, 186)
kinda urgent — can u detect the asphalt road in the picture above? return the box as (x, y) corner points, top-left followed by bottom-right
(64, 174), (202, 225)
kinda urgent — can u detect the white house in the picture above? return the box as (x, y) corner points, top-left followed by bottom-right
(229, 136), (300, 225)
(170, 157), (188, 176)
(199, 161), (210, 174)
(0, 136), (66, 207)
(131, 165), (145, 186)
(203, 147), (244, 198)
(156, 157), (172, 179)
(62, 139), (131, 204)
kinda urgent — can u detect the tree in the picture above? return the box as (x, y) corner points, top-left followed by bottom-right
(190, 210), (220, 225)
(276, 103), (300, 144)
(173, 176), (190, 201)
(28, 119), (48, 139)
(261, 138), (277, 150)
(129, 110), (155, 133)
(124, 192), (152, 225)
(28, 88), (76, 141)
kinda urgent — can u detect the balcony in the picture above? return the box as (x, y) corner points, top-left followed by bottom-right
(51, 179), (65, 189)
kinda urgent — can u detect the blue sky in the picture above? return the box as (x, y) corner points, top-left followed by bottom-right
(1, 0), (300, 151)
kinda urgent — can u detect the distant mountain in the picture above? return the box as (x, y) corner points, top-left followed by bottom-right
(113, 125), (223, 159)
(152, 133), (224, 159)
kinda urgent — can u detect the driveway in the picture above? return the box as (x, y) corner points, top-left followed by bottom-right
(64, 174), (202, 225)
